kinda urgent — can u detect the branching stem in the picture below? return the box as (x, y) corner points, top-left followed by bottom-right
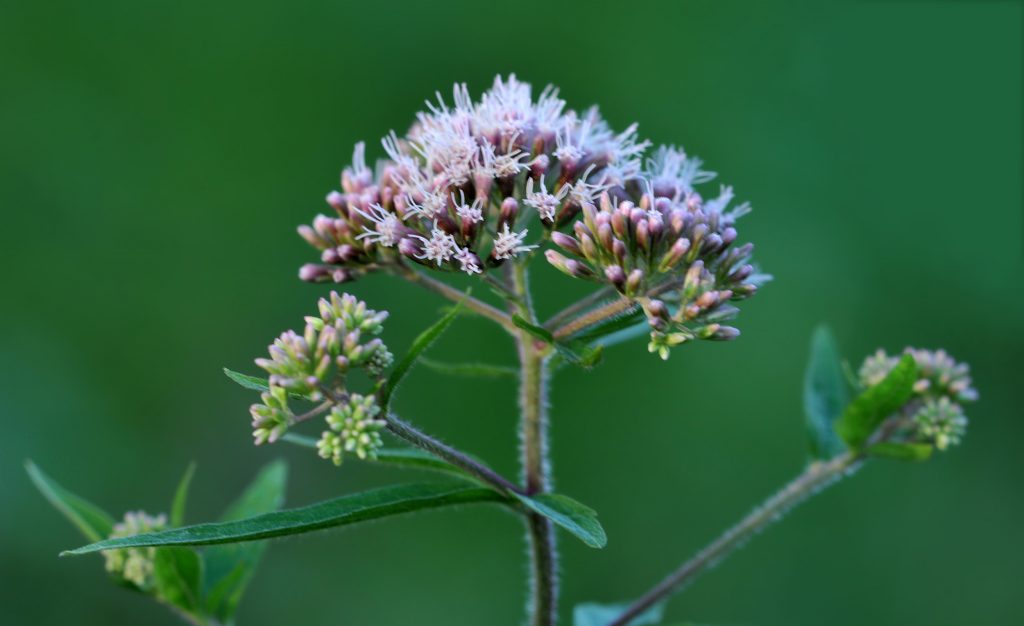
(392, 264), (517, 334)
(608, 450), (861, 626)
(384, 413), (523, 496)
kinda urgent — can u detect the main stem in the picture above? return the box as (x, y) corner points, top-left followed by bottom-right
(512, 262), (558, 626)
(609, 451), (861, 626)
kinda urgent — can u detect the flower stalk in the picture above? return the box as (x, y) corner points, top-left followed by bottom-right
(512, 260), (558, 626)
(609, 450), (861, 626)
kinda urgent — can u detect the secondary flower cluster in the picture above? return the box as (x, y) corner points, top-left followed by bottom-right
(103, 511), (167, 588)
(859, 348), (978, 450)
(249, 292), (392, 464)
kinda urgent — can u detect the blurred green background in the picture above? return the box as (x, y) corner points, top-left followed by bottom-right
(2, 0), (1021, 624)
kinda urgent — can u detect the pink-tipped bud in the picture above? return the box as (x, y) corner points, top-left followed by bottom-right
(605, 265), (626, 291)
(326, 190), (346, 211)
(551, 232), (582, 256)
(626, 268), (644, 296)
(659, 237), (690, 272)
(299, 263), (330, 282)
(500, 197), (518, 227)
(298, 224), (327, 249)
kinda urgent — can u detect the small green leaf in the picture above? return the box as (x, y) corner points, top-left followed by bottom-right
(201, 459), (287, 622)
(383, 294), (466, 408)
(152, 547), (202, 613)
(513, 314), (604, 370)
(223, 368), (311, 400)
(64, 482), (504, 555)
(26, 460), (115, 543)
(835, 354), (918, 450)
(515, 493), (607, 549)
(574, 600), (665, 626)
(803, 326), (849, 459)
(418, 357), (518, 379)
(869, 442), (934, 461)
(170, 462), (197, 527)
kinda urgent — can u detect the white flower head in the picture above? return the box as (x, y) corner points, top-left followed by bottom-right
(492, 222), (537, 260)
(353, 203), (402, 247)
(411, 224), (457, 266)
(477, 133), (529, 179)
(451, 190), (484, 224)
(454, 245), (482, 275)
(524, 175), (569, 222)
(567, 165), (610, 207)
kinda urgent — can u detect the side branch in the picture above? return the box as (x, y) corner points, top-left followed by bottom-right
(392, 265), (517, 334)
(609, 451), (860, 626)
(385, 413), (523, 496)
(550, 278), (684, 341)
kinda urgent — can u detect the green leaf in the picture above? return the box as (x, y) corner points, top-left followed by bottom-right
(835, 354), (918, 450)
(803, 326), (850, 459)
(152, 547), (202, 613)
(418, 357), (518, 379)
(223, 368), (311, 400)
(281, 433), (469, 477)
(513, 314), (604, 370)
(574, 600), (665, 626)
(869, 442), (934, 461)
(383, 294), (466, 408)
(170, 462), (197, 527)
(26, 460), (115, 543)
(515, 492), (607, 549)
(64, 482), (504, 555)
(201, 459), (287, 622)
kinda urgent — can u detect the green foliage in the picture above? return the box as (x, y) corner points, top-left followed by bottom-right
(30, 460), (286, 626)
(835, 354), (918, 450)
(573, 600), (665, 626)
(282, 432), (468, 477)
(223, 368), (311, 400)
(383, 294), (466, 408)
(26, 461), (114, 543)
(65, 482), (504, 554)
(418, 357), (518, 379)
(202, 460), (287, 622)
(803, 326), (850, 459)
(513, 314), (604, 369)
(514, 493), (607, 549)
(869, 442), (934, 461)
(170, 462), (196, 528)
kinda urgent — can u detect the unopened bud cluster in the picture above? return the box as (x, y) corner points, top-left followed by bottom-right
(549, 149), (764, 359)
(102, 511), (167, 588)
(317, 394), (387, 465)
(859, 348), (977, 450)
(249, 292), (392, 462)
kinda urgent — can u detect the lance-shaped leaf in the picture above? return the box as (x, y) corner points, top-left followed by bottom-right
(223, 368), (312, 400)
(803, 326), (849, 460)
(513, 315), (604, 369)
(869, 442), (934, 461)
(64, 482), (504, 555)
(418, 357), (518, 379)
(282, 433), (467, 477)
(170, 462), (197, 527)
(26, 460), (115, 543)
(515, 492), (607, 549)
(202, 459), (287, 622)
(383, 294), (466, 408)
(835, 354), (918, 450)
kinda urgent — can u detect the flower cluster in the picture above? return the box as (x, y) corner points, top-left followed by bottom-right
(859, 348), (978, 450)
(297, 75), (660, 281)
(102, 511), (167, 588)
(317, 394), (387, 465)
(249, 291), (392, 450)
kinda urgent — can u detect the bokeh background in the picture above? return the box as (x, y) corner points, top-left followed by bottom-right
(2, 1), (1021, 624)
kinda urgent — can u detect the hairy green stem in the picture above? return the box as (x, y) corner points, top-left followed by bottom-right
(385, 414), (523, 496)
(609, 451), (861, 626)
(512, 262), (558, 626)
(393, 264), (517, 334)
